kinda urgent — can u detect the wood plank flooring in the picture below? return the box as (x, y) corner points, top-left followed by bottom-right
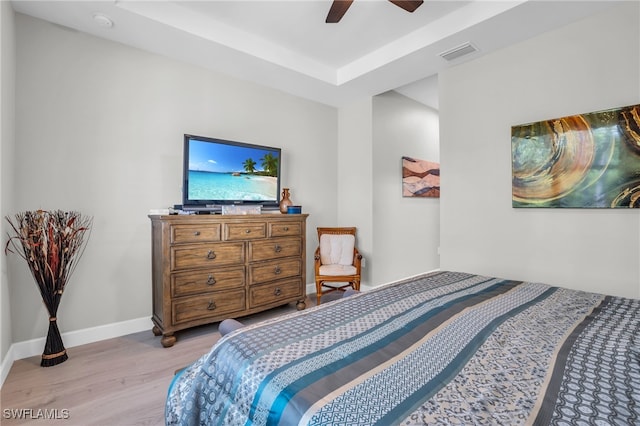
(1, 301), (313, 426)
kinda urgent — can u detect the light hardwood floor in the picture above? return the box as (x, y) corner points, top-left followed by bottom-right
(1, 300), (318, 426)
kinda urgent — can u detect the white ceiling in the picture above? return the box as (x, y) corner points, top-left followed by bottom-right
(11, 0), (620, 108)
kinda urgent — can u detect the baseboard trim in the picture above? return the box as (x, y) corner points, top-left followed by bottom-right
(1, 316), (152, 388)
(0, 344), (16, 388)
(306, 282), (316, 295)
(2, 276), (401, 387)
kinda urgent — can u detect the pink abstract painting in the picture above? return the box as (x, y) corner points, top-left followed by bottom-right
(402, 156), (440, 197)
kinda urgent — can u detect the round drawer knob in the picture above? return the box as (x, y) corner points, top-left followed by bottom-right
(207, 250), (216, 260)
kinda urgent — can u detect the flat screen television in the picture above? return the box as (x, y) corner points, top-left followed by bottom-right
(182, 134), (281, 212)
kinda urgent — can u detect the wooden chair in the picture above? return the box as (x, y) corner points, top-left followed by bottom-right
(314, 227), (362, 305)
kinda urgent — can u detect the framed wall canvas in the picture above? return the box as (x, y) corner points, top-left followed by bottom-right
(402, 156), (440, 198)
(511, 104), (640, 208)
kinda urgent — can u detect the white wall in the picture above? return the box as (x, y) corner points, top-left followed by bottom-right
(372, 91), (440, 285)
(10, 13), (337, 343)
(440, 2), (640, 298)
(336, 98), (373, 285)
(335, 92), (441, 288)
(0, 0), (16, 371)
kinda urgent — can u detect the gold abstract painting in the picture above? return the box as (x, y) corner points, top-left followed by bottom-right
(511, 104), (640, 208)
(402, 157), (440, 198)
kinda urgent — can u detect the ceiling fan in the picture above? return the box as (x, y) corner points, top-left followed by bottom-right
(326, 0), (424, 23)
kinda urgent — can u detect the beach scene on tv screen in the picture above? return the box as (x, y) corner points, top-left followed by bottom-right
(188, 140), (279, 201)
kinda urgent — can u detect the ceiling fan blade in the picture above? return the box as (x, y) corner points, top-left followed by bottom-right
(388, 0), (424, 13)
(326, 0), (354, 23)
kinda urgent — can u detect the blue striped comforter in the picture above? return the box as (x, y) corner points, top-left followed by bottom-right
(166, 271), (640, 425)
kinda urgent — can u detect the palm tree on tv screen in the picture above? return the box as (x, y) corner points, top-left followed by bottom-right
(261, 153), (278, 177)
(243, 158), (256, 174)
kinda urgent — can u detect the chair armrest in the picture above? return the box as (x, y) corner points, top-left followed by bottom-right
(314, 247), (321, 275)
(353, 248), (363, 271)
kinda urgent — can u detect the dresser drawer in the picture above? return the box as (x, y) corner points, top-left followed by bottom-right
(171, 224), (221, 244)
(171, 266), (245, 297)
(225, 222), (267, 240)
(248, 258), (302, 285)
(249, 279), (302, 309)
(248, 237), (301, 262)
(269, 221), (302, 237)
(171, 242), (244, 271)
(172, 289), (246, 325)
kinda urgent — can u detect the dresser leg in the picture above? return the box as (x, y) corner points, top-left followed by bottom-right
(296, 298), (306, 310)
(152, 325), (162, 336)
(161, 334), (177, 348)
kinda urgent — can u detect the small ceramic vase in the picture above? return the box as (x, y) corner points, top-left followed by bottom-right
(279, 188), (293, 214)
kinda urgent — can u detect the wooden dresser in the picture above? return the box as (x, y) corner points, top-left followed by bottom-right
(149, 213), (308, 347)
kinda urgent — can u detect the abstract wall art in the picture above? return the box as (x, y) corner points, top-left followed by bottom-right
(402, 156), (440, 198)
(511, 104), (640, 208)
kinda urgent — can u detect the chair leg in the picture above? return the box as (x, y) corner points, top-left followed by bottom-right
(315, 280), (322, 305)
(353, 279), (360, 291)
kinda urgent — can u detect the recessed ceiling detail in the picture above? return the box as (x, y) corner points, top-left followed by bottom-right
(10, 1), (621, 107)
(92, 13), (113, 29)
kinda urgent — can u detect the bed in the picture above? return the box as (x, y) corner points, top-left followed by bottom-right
(165, 270), (640, 425)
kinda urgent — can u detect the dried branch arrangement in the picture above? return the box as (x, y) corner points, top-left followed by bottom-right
(5, 210), (92, 366)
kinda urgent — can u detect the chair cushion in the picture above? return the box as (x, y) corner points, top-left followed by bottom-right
(319, 264), (357, 276)
(319, 234), (355, 266)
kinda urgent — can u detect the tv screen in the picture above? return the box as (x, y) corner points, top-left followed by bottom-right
(182, 134), (281, 211)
